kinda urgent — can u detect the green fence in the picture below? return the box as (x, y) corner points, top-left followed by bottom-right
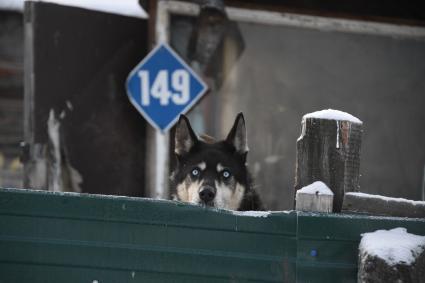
(1, 188), (424, 282)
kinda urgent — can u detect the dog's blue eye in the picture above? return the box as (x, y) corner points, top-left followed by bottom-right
(191, 168), (200, 177)
(222, 170), (231, 178)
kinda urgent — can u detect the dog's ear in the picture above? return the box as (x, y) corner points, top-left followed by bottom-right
(226, 112), (249, 155)
(174, 114), (198, 156)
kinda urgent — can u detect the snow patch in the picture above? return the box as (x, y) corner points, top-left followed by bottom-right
(360, 227), (425, 265)
(232, 211), (271, 218)
(303, 109), (362, 124)
(347, 192), (425, 206)
(297, 181), (334, 196)
(0, 0), (24, 11)
(2, 0), (148, 19)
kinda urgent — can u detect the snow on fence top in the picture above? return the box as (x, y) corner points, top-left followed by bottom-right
(359, 228), (425, 266)
(296, 181), (334, 196)
(347, 192), (425, 206)
(1, 0), (148, 19)
(232, 211), (272, 218)
(303, 109), (362, 124)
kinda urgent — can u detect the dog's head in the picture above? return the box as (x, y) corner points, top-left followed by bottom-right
(171, 113), (249, 210)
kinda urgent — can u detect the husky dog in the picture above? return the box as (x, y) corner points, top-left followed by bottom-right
(171, 113), (263, 211)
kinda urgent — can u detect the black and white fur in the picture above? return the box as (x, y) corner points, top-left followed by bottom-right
(171, 113), (263, 211)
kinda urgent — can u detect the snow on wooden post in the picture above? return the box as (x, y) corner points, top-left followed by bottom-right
(294, 109), (363, 212)
(342, 192), (425, 218)
(358, 228), (425, 282)
(296, 181), (334, 212)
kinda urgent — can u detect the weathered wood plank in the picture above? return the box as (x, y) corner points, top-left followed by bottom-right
(295, 181), (334, 212)
(295, 110), (363, 212)
(342, 192), (425, 218)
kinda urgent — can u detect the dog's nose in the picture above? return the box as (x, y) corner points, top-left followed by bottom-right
(199, 186), (216, 203)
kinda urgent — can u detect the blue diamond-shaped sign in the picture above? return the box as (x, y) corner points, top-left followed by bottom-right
(126, 43), (208, 132)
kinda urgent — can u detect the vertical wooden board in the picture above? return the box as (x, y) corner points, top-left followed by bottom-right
(295, 119), (362, 212)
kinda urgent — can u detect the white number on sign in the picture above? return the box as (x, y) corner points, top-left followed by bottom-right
(138, 71), (150, 106)
(171, 70), (190, 104)
(151, 70), (172, 106)
(138, 70), (190, 106)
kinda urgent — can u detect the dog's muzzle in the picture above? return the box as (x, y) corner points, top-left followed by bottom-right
(199, 186), (216, 205)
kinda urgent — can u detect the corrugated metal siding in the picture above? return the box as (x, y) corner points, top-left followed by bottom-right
(0, 188), (424, 282)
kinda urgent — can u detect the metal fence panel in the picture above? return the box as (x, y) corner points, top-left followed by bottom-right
(0, 188), (424, 282)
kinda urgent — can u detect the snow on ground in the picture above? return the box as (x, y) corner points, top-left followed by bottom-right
(303, 109), (363, 124)
(347, 192), (425, 206)
(360, 227), (425, 265)
(296, 181), (334, 196)
(0, 0), (148, 19)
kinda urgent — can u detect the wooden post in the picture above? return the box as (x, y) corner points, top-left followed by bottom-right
(358, 228), (425, 283)
(295, 181), (334, 213)
(294, 110), (363, 212)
